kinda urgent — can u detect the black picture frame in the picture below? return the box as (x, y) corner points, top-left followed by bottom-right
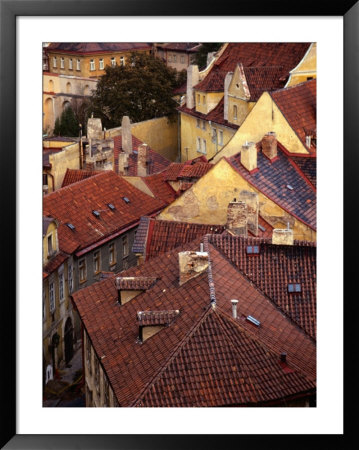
(1, 0), (357, 448)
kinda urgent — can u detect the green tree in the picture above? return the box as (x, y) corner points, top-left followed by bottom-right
(90, 52), (181, 128)
(193, 43), (223, 70)
(53, 106), (79, 137)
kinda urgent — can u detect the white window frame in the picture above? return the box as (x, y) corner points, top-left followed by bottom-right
(111, 57), (116, 67)
(202, 139), (207, 154)
(69, 58), (73, 70)
(93, 251), (100, 274)
(53, 57), (57, 68)
(233, 105), (238, 121)
(60, 57), (64, 69)
(218, 130), (223, 146)
(196, 137), (201, 152)
(122, 235), (129, 258)
(120, 56), (125, 66)
(79, 258), (87, 283)
(99, 58), (104, 70)
(58, 269), (65, 303)
(90, 59), (95, 71)
(49, 282), (55, 313)
(109, 243), (116, 266)
(76, 59), (81, 71)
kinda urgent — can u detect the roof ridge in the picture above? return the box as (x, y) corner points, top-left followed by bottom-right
(131, 301), (213, 407)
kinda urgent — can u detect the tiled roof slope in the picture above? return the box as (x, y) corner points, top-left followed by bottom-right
(208, 234), (316, 339)
(113, 135), (171, 176)
(178, 97), (239, 129)
(43, 251), (68, 276)
(133, 217), (272, 261)
(227, 144), (316, 230)
(157, 43), (200, 52)
(289, 155), (316, 188)
(270, 79), (316, 154)
(136, 308), (315, 407)
(61, 169), (101, 188)
(195, 43), (310, 93)
(142, 173), (177, 204)
(46, 43), (151, 54)
(243, 66), (286, 101)
(43, 171), (166, 255)
(72, 236), (316, 407)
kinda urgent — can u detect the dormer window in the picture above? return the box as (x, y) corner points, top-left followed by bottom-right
(288, 283), (301, 293)
(92, 210), (100, 218)
(122, 197), (130, 204)
(47, 234), (53, 256)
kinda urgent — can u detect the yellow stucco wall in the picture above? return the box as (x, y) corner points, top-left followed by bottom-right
(47, 142), (81, 191)
(47, 50), (150, 78)
(195, 91), (223, 115)
(43, 222), (58, 264)
(180, 112), (236, 161)
(158, 158), (316, 241)
(105, 116), (179, 162)
(286, 43), (317, 87)
(212, 92), (310, 163)
(228, 97), (255, 126)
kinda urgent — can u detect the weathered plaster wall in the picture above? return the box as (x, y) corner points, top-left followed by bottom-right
(195, 91), (223, 115)
(212, 92), (310, 163)
(286, 43), (317, 87)
(158, 158), (316, 241)
(48, 142), (81, 190)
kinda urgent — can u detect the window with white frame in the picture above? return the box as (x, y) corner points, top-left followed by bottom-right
(49, 282), (55, 313)
(93, 251), (100, 274)
(99, 59), (104, 70)
(79, 258), (87, 283)
(218, 130), (223, 145)
(69, 58), (73, 70)
(111, 57), (116, 67)
(68, 264), (73, 294)
(60, 57), (64, 69)
(109, 243), (116, 266)
(233, 105), (238, 121)
(197, 137), (201, 152)
(76, 59), (81, 71)
(202, 139), (207, 154)
(53, 57), (57, 68)
(122, 235), (129, 258)
(58, 270), (65, 303)
(120, 56), (125, 66)
(90, 59), (95, 71)
(212, 127), (217, 143)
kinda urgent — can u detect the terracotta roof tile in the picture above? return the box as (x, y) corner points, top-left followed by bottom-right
(142, 173), (177, 204)
(61, 169), (101, 188)
(270, 79), (316, 154)
(43, 171), (166, 255)
(116, 276), (158, 290)
(72, 235), (316, 407)
(43, 251), (68, 275)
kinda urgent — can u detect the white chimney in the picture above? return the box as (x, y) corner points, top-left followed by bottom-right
(231, 299), (239, 319)
(241, 142), (257, 172)
(186, 65), (199, 109)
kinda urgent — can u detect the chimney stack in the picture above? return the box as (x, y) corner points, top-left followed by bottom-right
(238, 190), (259, 236)
(272, 228), (294, 246)
(118, 153), (129, 176)
(186, 65), (199, 109)
(223, 72), (233, 121)
(137, 143), (149, 177)
(121, 116), (132, 154)
(178, 251), (209, 286)
(226, 199), (248, 237)
(241, 142), (257, 173)
(262, 132), (277, 161)
(231, 299), (239, 319)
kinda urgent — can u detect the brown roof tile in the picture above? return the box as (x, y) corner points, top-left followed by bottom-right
(61, 169), (101, 188)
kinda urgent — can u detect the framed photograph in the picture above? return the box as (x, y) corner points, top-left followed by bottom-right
(1, 0), (356, 448)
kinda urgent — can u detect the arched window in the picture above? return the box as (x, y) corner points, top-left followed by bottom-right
(48, 79), (54, 92)
(66, 82), (72, 94)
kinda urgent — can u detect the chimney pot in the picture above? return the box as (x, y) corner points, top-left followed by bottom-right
(231, 299), (239, 319)
(226, 199), (248, 237)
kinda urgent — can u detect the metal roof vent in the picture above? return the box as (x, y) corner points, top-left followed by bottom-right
(107, 203), (115, 211)
(122, 197), (130, 204)
(231, 299), (239, 319)
(66, 223), (76, 231)
(92, 210), (100, 218)
(246, 315), (261, 327)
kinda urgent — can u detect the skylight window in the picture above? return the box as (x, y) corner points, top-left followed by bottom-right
(258, 224), (266, 232)
(287, 184), (294, 190)
(246, 315), (261, 327)
(92, 210), (100, 218)
(66, 223), (75, 231)
(288, 283), (301, 293)
(107, 203), (115, 211)
(122, 197), (130, 204)
(246, 245), (260, 255)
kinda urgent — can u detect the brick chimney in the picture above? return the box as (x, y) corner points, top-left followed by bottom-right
(262, 132), (277, 161)
(178, 251), (209, 286)
(238, 190), (259, 236)
(137, 143), (149, 177)
(121, 115), (132, 154)
(226, 199), (248, 237)
(241, 142), (257, 173)
(272, 228), (294, 245)
(118, 153), (129, 176)
(223, 72), (233, 121)
(186, 65), (199, 109)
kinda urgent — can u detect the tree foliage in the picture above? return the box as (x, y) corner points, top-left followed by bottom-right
(53, 106), (79, 137)
(193, 43), (223, 70)
(90, 52), (184, 128)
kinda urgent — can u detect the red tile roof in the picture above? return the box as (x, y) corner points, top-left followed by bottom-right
(43, 251), (68, 275)
(61, 169), (101, 188)
(156, 43), (200, 52)
(46, 43), (152, 55)
(43, 171), (166, 255)
(113, 135), (171, 176)
(195, 43), (311, 93)
(208, 234), (316, 339)
(72, 235), (316, 407)
(270, 79), (316, 154)
(142, 173), (177, 205)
